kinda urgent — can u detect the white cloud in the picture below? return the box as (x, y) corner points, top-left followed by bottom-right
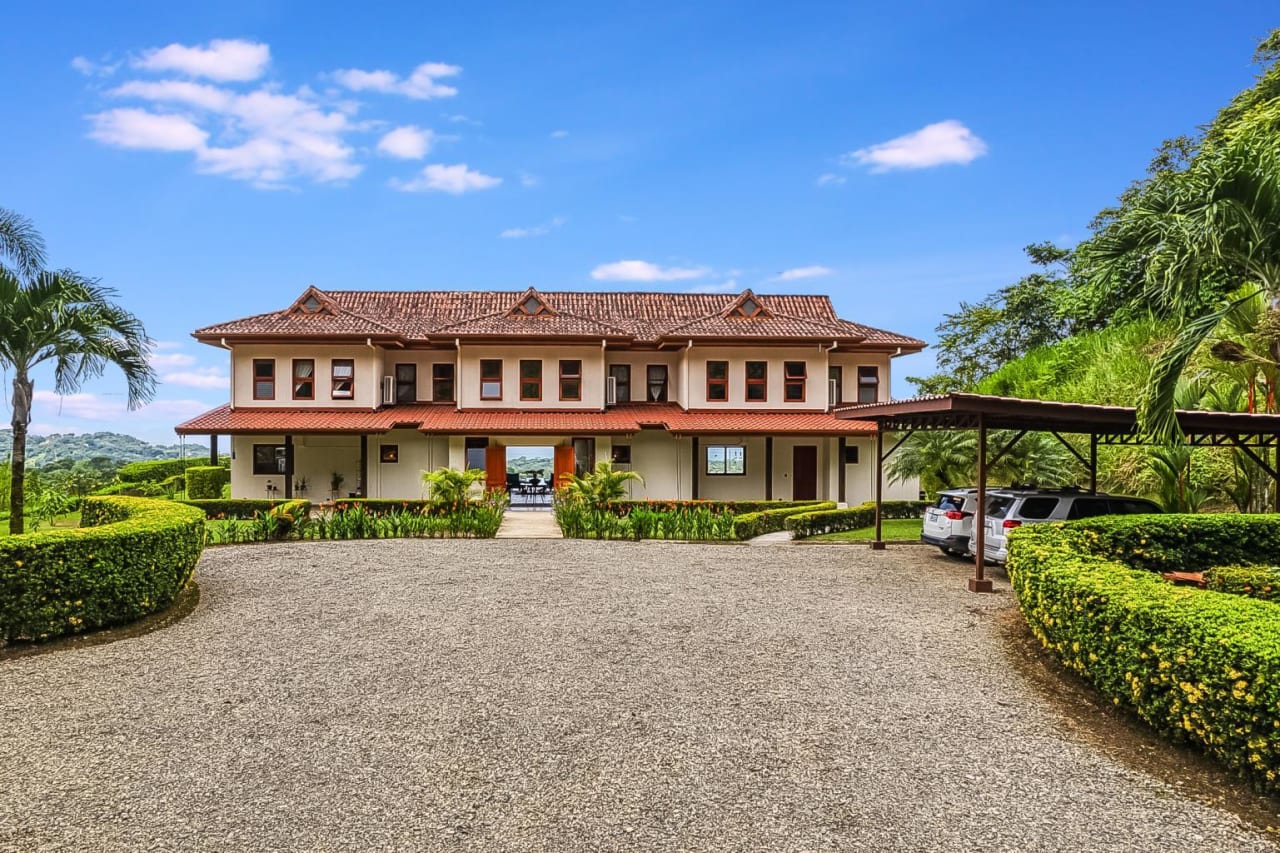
(773, 265), (834, 281)
(87, 108), (208, 151)
(332, 61), (461, 99)
(550, 129), (569, 139)
(71, 55), (119, 77)
(111, 79), (234, 111)
(844, 120), (987, 172)
(376, 125), (435, 159)
(816, 172), (846, 187)
(161, 367), (230, 389)
(149, 351), (197, 369)
(134, 39), (270, 82)
(518, 172), (540, 188)
(444, 113), (479, 125)
(390, 163), (501, 194)
(686, 279), (739, 294)
(31, 390), (210, 422)
(591, 260), (709, 282)
(500, 216), (566, 239)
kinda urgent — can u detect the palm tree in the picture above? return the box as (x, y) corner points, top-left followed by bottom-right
(886, 431), (977, 496)
(0, 269), (155, 534)
(1087, 104), (1280, 439)
(421, 466), (486, 506)
(562, 461), (644, 508)
(0, 206), (47, 280)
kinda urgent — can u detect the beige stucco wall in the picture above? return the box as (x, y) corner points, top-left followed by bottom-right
(602, 351), (685, 407)
(231, 344), (381, 409)
(686, 347), (831, 410)
(457, 344), (606, 409)
(828, 352), (893, 405)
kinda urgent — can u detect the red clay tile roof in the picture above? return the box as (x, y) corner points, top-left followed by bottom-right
(175, 403), (877, 436)
(194, 289), (924, 349)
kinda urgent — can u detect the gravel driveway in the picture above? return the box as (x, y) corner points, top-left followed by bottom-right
(1, 540), (1274, 852)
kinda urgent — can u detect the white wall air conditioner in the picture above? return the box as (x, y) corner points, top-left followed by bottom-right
(382, 375), (395, 405)
(828, 378), (839, 408)
(605, 375), (617, 406)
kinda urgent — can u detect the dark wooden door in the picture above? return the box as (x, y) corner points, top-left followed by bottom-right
(792, 445), (818, 500)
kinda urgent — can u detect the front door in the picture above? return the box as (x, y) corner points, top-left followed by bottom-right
(792, 445), (818, 500)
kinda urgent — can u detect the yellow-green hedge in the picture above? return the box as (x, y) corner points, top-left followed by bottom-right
(1007, 515), (1280, 794)
(0, 496), (206, 642)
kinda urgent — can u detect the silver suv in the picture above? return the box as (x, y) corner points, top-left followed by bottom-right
(973, 488), (1162, 564)
(921, 488), (978, 557)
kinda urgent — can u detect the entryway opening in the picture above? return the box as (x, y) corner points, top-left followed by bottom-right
(507, 446), (555, 510)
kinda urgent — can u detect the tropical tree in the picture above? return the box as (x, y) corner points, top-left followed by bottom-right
(886, 431), (977, 495)
(0, 206), (46, 280)
(0, 268), (155, 534)
(421, 466), (485, 506)
(561, 461), (644, 508)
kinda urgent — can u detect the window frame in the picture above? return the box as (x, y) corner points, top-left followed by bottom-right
(705, 444), (746, 476)
(559, 359), (582, 401)
(464, 436), (488, 471)
(252, 443), (287, 476)
(331, 358), (355, 399)
(252, 359), (275, 400)
(432, 363), (455, 403)
(783, 361), (807, 402)
(519, 359), (543, 401)
(480, 359), (503, 401)
(746, 361), (768, 402)
(608, 364), (631, 404)
(379, 445), (399, 464)
(394, 363), (417, 404)
(706, 360), (729, 402)
(611, 444), (632, 464)
(857, 365), (880, 404)
(646, 364), (669, 402)
(829, 365), (843, 405)
(291, 358), (315, 401)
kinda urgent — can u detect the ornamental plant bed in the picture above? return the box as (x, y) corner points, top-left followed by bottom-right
(1007, 514), (1280, 796)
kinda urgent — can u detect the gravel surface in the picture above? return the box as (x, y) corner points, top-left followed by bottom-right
(1, 539), (1275, 852)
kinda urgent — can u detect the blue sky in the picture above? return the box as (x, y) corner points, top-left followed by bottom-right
(0, 1), (1274, 443)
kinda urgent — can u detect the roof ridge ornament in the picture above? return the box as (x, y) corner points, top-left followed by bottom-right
(725, 288), (770, 319)
(288, 285), (337, 316)
(509, 286), (556, 317)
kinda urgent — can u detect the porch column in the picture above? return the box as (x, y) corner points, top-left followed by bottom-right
(209, 434), (218, 466)
(969, 415), (994, 593)
(764, 436), (774, 500)
(690, 436), (699, 500)
(1089, 433), (1099, 494)
(872, 428), (885, 550)
(283, 435), (294, 499)
(359, 434), (369, 498)
(837, 436), (847, 504)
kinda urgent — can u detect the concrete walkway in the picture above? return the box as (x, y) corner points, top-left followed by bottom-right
(495, 509), (562, 538)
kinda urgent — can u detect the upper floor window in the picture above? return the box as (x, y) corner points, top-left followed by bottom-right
(560, 360), (582, 401)
(829, 365), (843, 405)
(609, 364), (630, 404)
(706, 361), (728, 402)
(253, 359), (275, 400)
(292, 359), (315, 400)
(647, 365), (668, 402)
(858, 366), (880, 403)
(520, 360), (542, 401)
(746, 361), (767, 402)
(480, 359), (503, 400)
(331, 359), (355, 399)
(784, 361), (807, 402)
(432, 363), (455, 402)
(395, 364), (416, 404)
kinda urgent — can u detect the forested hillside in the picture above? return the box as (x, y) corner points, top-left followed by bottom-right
(0, 429), (208, 466)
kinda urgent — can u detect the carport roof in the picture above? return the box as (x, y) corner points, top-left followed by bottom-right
(835, 393), (1280, 441)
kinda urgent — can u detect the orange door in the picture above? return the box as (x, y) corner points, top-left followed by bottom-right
(485, 445), (506, 492)
(553, 445), (575, 490)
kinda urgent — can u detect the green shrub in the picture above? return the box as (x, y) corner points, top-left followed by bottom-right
(786, 500), (928, 539)
(117, 457), (228, 483)
(180, 499), (312, 519)
(735, 502), (838, 539)
(185, 466), (228, 500)
(1203, 565), (1280, 602)
(93, 481), (167, 498)
(0, 496), (205, 642)
(1007, 515), (1280, 795)
(603, 499), (825, 516)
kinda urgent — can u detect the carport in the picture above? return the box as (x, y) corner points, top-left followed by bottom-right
(836, 393), (1280, 593)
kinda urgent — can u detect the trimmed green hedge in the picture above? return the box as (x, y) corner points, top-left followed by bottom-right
(185, 466), (227, 500)
(1204, 565), (1280, 602)
(93, 481), (167, 498)
(603, 499), (827, 516)
(0, 496), (206, 642)
(786, 500), (928, 539)
(734, 502), (837, 539)
(180, 498), (313, 519)
(1007, 515), (1280, 795)
(118, 457), (228, 483)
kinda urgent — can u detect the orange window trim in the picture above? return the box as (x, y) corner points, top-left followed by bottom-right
(331, 358), (355, 399)
(252, 358), (275, 400)
(706, 360), (728, 402)
(745, 361), (767, 402)
(784, 361), (807, 402)
(480, 359), (503, 400)
(292, 358), (315, 401)
(520, 360), (542, 401)
(559, 360), (582, 401)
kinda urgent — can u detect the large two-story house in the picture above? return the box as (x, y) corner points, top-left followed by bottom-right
(176, 286), (925, 504)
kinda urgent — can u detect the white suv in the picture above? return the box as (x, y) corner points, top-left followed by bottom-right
(973, 488), (1162, 564)
(921, 488), (979, 557)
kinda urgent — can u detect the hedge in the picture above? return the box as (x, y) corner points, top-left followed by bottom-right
(602, 499), (827, 517)
(734, 502), (837, 539)
(1006, 515), (1280, 795)
(117, 457), (229, 483)
(180, 498), (312, 519)
(0, 496), (206, 642)
(1203, 565), (1280, 602)
(786, 500), (929, 539)
(185, 466), (228, 500)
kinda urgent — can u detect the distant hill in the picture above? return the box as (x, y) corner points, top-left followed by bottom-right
(0, 430), (209, 467)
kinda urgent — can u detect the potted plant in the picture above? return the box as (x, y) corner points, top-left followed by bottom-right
(330, 471), (344, 500)
(294, 476), (308, 497)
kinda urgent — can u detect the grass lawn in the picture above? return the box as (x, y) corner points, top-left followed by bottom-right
(0, 512), (81, 538)
(804, 518), (923, 542)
